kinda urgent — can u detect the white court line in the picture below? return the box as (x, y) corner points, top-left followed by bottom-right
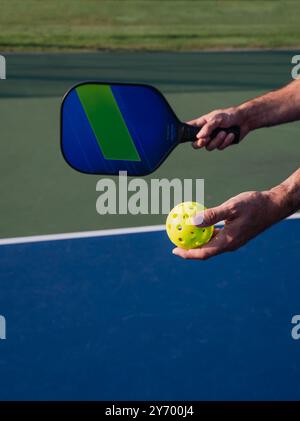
(0, 225), (166, 246)
(287, 213), (300, 219)
(0, 213), (299, 246)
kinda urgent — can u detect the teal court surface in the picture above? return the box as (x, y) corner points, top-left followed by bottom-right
(1, 51), (299, 237)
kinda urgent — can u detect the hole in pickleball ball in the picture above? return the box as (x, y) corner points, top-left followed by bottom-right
(172, 213), (178, 218)
(177, 225), (182, 231)
(178, 238), (183, 242)
(202, 229), (205, 232)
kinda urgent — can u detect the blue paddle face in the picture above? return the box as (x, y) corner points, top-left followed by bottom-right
(61, 82), (181, 175)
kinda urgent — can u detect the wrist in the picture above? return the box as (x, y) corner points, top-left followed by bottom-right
(235, 103), (253, 136)
(265, 181), (299, 221)
(237, 96), (272, 133)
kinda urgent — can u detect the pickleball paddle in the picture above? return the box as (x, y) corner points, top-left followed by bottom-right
(61, 82), (240, 175)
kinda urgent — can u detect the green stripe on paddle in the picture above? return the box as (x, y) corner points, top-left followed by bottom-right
(76, 84), (141, 161)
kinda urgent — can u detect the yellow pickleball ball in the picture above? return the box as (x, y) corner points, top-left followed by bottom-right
(166, 202), (214, 250)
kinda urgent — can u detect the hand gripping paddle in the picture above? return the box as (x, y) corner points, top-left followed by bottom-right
(61, 82), (240, 176)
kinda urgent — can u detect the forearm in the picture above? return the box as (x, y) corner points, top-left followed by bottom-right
(268, 168), (300, 220)
(238, 79), (300, 131)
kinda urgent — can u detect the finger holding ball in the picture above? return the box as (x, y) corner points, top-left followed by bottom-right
(166, 202), (214, 250)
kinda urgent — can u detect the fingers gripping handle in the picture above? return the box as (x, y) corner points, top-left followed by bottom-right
(210, 125), (241, 144)
(180, 123), (240, 144)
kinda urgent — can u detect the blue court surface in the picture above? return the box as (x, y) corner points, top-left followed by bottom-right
(0, 217), (299, 401)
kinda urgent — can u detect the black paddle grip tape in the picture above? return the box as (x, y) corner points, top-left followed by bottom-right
(180, 124), (240, 144)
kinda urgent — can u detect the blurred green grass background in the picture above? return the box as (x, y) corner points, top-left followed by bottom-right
(0, 0), (300, 51)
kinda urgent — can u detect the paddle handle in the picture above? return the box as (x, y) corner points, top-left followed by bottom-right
(180, 123), (240, 145)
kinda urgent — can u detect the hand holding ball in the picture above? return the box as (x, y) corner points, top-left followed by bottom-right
(166, 202), (214, 250)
